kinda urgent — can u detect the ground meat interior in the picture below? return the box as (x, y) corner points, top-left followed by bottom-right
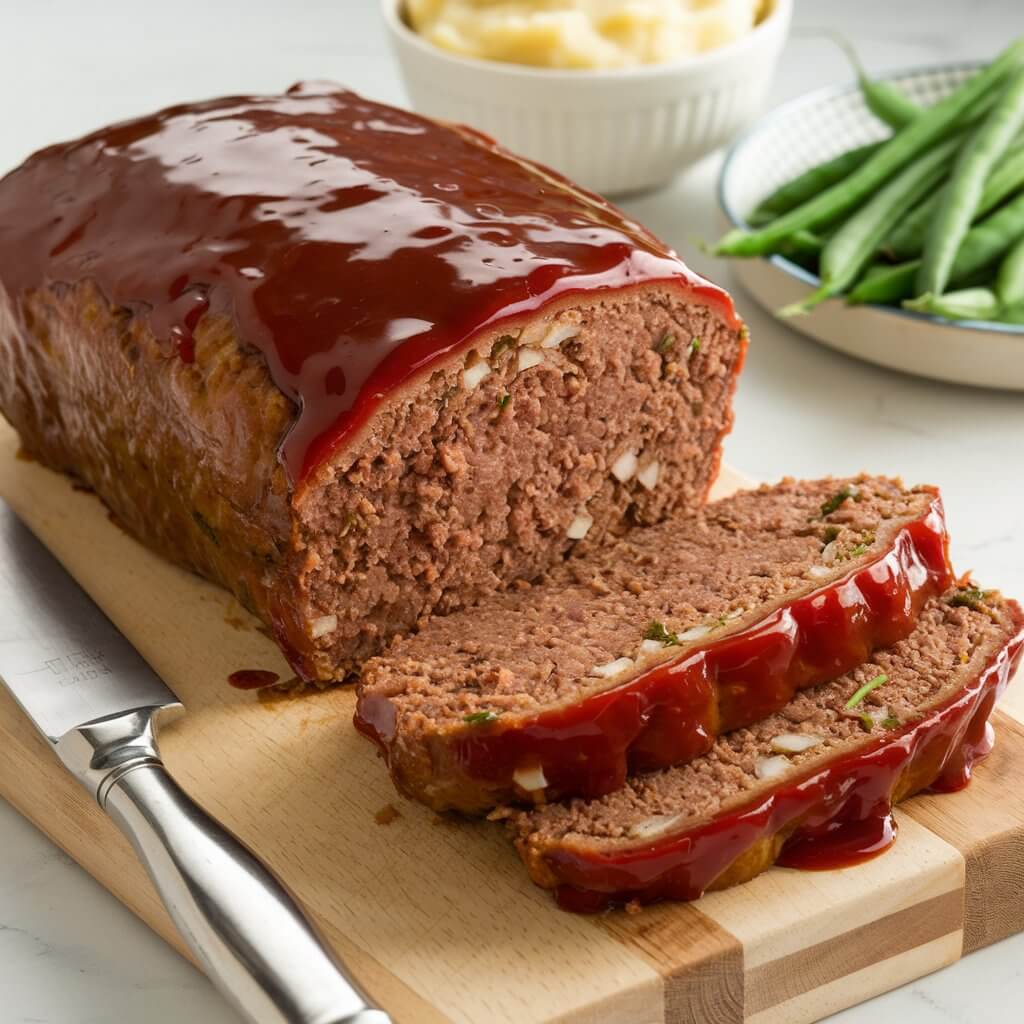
(359, 475), (935, 717)
(297, 286), (743, 677)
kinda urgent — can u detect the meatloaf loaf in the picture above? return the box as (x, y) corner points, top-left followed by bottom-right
(356, 475), (953, 812)
(501, 585), (1024, 911)
(0, 82), (745, 682)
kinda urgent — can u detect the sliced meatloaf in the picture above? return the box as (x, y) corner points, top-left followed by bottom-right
(0, 83), (745, 682)
(503, 586), (1024, 911)
(356, 475), (953, 812)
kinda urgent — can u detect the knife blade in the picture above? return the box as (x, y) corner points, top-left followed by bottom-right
(0, 503), (179, 741)
(0, 500), (389, 1024)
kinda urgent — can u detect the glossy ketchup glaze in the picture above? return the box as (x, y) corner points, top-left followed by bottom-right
(549, 611), (1024, 913)
(355, 502), (952, 807)
(0, 83), (737, 485)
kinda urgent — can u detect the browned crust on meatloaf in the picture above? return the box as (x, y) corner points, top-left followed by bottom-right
(0, 279), (295, 625)
(0, 277), (744, 681)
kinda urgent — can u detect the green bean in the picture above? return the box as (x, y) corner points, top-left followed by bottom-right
(833, 35), (995, 131)
(951, 187), (1024, 276)
(865, 81), (921, 129)
(777, 229), (825, 257)
(978, 141), (1024, 205)
(847, 261), (919, 304)
(750, 65), (997, 231)
(917, 67), (1024, 296)
(773, 229), (826, 272)
(903, 287), (1001, 320)
(830, 35), (920, 128)
(862, 264), (892, 281)
(995, 233), (1024, 306)
(983, 145), (1024, 202)
(779, 136), (960, 315)
(748, 142), (883, 225)
(884, 141), (1024, 259)
(850, 189), (1024, 303)
(952, 88), (1001, 130)
(715, 37), (1024, 258)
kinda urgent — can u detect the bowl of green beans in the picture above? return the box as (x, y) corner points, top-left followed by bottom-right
(717, 40), (1024, 390)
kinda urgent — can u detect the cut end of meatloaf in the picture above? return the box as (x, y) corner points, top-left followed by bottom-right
(289, 285), (744, 680)
(356, 475), (949, 809)
(504, 588), (1024, 906)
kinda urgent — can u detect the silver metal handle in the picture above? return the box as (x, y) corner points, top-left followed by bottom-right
(56, 709), (390, 1024)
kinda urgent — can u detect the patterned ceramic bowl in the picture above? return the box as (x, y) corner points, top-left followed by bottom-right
(718, 62), (1024, 391)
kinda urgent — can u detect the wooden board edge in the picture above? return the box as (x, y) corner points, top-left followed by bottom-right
(745, 933), (963, 1024)
(905, 708), (1024, 954)
(743, 889), (963, 1016)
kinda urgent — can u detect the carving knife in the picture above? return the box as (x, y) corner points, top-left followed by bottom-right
(0, 500), (389, 1024)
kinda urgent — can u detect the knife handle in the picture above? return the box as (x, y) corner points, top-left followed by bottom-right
(56, 708), (391, 1024)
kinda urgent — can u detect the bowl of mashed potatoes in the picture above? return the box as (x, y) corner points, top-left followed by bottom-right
(382, 0), (791, 195)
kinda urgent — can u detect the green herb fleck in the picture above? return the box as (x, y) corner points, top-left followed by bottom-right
(644, 621), (679, 646)
(819, 487), (852, 518)
(857, 713), (876, 733)
(490, 334), (516, 359)
(839, 532), (874, 561)
(712, 614), (729, 628)
(881, 715), (901, 730)
(655, 331), (676, 355)
(192, 510), (219, 547)
(949, 586), (989, 610)
(688, 337), (702, 356)
(739, 324), (751, 340)
(463, 710), (500, 726)
(823, 526), (840, 544)
(497, 393), (511, 411)
(845, 673), (888, 710)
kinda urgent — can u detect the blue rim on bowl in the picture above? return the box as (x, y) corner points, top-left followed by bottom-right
(717, 60), (1024, 337)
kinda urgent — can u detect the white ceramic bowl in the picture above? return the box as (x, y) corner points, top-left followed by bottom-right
(718, 62), (1024, 391)
(382, 0), (791, 196)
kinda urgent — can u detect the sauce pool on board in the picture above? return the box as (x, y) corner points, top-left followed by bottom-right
(228, 669), (280, 691)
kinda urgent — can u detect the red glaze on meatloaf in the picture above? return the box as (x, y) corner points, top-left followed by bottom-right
(356, 476), (953, 812)
(501, 587), (1023, 912)
(0, 83), (745, 681)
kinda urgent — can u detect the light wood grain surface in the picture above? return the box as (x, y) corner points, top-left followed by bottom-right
(1, 419), (1021, 1024)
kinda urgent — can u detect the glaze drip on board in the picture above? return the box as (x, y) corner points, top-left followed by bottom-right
(227, 669), (281, 691)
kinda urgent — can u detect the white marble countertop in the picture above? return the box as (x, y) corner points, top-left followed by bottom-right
(2, 0), (1023, 1020)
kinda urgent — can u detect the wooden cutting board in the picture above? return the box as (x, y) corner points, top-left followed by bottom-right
(2, 419), (1023, 1024)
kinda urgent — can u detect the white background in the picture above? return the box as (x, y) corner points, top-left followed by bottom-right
(2, 1), (1023, 1021)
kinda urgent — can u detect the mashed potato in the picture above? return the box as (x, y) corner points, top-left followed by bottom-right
(404, 0), (769, 70)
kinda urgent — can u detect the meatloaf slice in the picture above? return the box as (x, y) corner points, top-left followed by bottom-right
(356, 476), (953, 812)
(0, 84), (745, 683)
(503, 587), (1024, 912)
